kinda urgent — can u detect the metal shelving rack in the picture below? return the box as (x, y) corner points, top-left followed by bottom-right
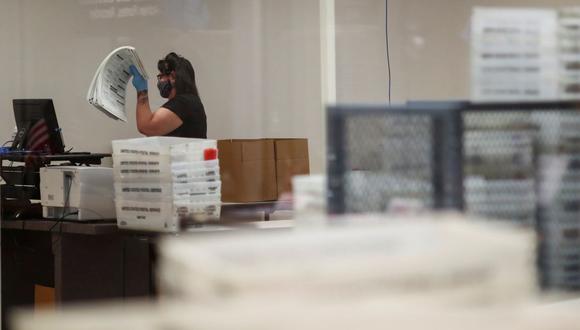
(327, 100), (580, 290)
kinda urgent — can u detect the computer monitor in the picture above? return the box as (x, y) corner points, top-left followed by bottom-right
(11, 99), (65, 154)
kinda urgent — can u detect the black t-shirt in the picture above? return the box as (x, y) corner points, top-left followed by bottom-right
(162, 94), (207, 138)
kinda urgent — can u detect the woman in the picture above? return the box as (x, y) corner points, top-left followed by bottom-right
(129, 52), (207, 138)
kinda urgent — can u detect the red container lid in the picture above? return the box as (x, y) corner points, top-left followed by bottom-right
(204, 148), (218, 161)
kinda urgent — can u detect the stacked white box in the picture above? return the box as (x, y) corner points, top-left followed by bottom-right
(112, 137), (221, 232)
(472, 7), (580, 101)
(158, 214), (537, 304)
(558, 8), (580, 99)
(470, 8), (559, 101)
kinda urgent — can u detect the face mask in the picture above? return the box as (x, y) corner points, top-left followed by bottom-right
(157, 80), (172, 98)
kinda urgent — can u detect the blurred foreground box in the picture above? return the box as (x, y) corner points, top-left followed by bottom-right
(158, 213), (537, 303)
(12, 298), (580, 330)
(12, 214), (580, 330)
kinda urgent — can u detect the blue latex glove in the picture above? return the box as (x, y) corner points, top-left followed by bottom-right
(129, 65), (148, 92)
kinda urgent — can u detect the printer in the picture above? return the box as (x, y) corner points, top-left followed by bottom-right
(40, 166), (115, 221)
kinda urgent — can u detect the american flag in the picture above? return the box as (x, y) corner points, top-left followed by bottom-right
(26, 118), (51, 153)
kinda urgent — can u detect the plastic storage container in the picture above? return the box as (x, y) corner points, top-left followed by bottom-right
(114, 182), (221, 201)
(115, 199), (221, 232)
(112, 137), (222, 232)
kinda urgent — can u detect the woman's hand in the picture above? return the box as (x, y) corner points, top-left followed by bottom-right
(129, 65), (148, 92)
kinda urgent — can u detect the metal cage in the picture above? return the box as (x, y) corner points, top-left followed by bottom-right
(327, 100), (580, 290)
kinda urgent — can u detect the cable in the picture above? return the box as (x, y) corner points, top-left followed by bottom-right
(50, 211), (79, 250)
(49, 176), (111, 248)
(385, 0), (391, 104)
(49, 211), (78, 234)
(47, 176), (73, 233)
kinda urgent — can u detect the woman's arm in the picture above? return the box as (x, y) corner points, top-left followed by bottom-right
(130, 66), (183, 136)
(136, 90), (182, 136)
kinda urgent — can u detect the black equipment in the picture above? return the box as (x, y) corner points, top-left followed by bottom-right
(1, 99), (110, 219)
(11, 99), (65, 154)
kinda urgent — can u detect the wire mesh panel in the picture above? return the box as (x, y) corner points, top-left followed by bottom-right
(462, 110), (538, 225)
(462, 103), (580, 290)
(327, 101), (580, 291)
(327, 105), (460, 214)
(532, 109), (580, 290)
(344, 113), (434, 212)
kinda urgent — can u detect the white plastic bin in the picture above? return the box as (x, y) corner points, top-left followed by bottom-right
(115, 182), (221, 201)
(114, 159), (219, 182)
(112, 136), (217, 157)
(116, 199), (221, 232)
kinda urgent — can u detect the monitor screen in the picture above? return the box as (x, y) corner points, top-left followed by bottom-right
(12, 99), (65, 154)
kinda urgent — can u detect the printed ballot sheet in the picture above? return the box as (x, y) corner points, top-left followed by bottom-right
(87, 46), (148, 122)
(471, 8), (559, 101)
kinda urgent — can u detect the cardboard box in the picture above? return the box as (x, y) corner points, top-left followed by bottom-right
(218, 139), (277, 202)
(34, 285), (55, 310)
(274, 139), (310, 196)
(218, 139), (310, 202)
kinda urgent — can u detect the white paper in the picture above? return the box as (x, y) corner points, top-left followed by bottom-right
(87, 46), (148, 122)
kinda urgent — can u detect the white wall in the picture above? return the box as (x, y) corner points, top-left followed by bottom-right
(335, 0), (580, 103)
(3, 0), (580, 173)
(1, 0), (324, 170)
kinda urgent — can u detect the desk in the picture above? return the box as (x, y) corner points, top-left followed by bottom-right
(0, 152), (111, 165)
(1, 202), (294, 330)
(1, 219), (151, 330)
(221, 200), (293, 221)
